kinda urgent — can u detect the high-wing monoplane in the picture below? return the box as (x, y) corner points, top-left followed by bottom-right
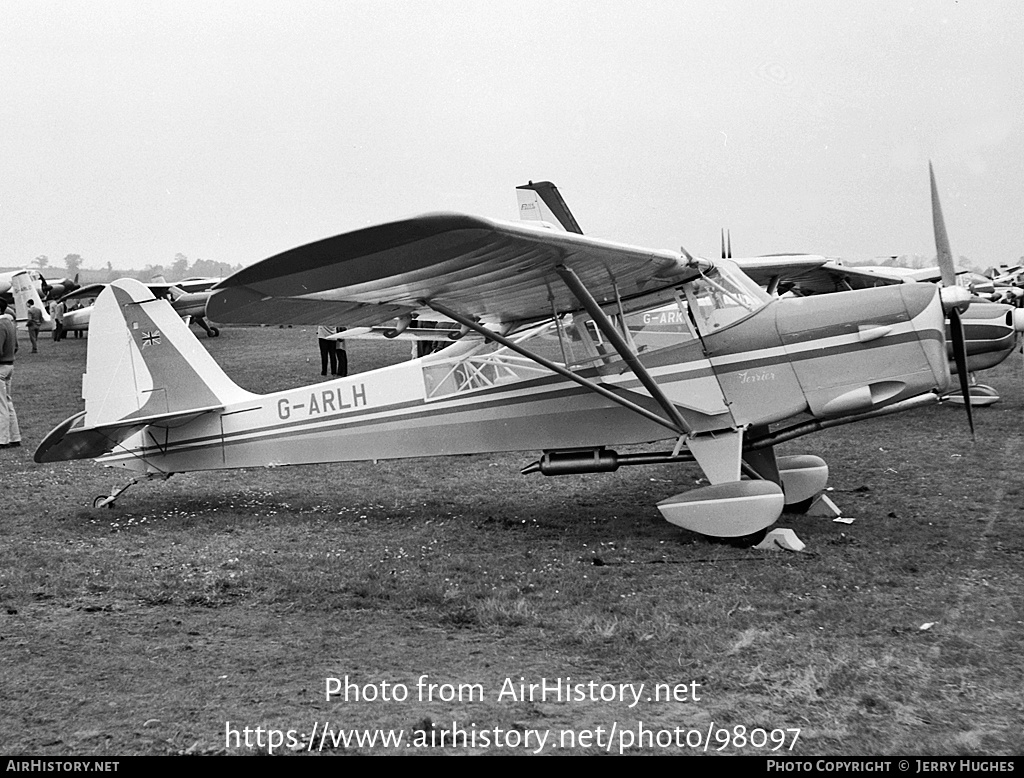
(35, 170), (977, 540)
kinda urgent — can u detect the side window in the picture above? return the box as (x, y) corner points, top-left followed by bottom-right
(622, 295), (696, 352)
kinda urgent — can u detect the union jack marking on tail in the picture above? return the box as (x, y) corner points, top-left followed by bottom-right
(140, 330), (162, 348)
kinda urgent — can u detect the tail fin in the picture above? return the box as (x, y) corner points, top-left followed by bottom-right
(11, 270), (50, 323)
(515, 181), (584, 234)
(84, 278), (251, 426)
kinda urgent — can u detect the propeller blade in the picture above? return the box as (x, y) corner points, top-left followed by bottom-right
(930, 161), (957, 287)
(949, 306), (975, 438)
(727, 230), (732, 259)
(721, 229), (726, 259)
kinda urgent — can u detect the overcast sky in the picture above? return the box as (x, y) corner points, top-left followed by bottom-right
(3, 1), (1022, 273)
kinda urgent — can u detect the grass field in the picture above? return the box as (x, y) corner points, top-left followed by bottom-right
(1, 325), (1022, 756)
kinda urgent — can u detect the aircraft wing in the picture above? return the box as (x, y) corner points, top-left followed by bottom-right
(728, 255), (830, 286)
(176, 277), (221, 293)
(208, 213), (705, 330)
(734, 257), (928, 295)
(59, 284), (110, 303)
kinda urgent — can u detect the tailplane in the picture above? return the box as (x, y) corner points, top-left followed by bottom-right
(85, 278), (250, 424)
(35, 278), (252, 462)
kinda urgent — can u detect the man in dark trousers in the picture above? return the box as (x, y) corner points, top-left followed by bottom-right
(0, 299), (22, 449)
(26, 299), (43, 353)
(317, 325), (339, 376)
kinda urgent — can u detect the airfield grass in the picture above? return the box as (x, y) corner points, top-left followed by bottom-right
(0, 326), (1022, 756)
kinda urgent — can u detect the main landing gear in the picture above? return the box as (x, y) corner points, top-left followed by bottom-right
(656, 454), (829, 539)
(194, 316), (220, 338)
(524, 443), (832, 540)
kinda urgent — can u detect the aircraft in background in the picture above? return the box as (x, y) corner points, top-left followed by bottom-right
(0, 268), (43, 298)
(978, 264), (1024, 306)
(0, 268), (78, 306)
(36, 167), (976, 541)
(9, 270), (90, 334)
(36, 280), (222, 338)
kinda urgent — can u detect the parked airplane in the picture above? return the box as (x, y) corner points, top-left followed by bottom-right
(9, 270), (90, 334)
(978, 264), (1024, 306)
(0, 268), (78, 305)
(40, 281), (222, 337)
(35, 169), (976, 540)
(1, 268), (44, 306)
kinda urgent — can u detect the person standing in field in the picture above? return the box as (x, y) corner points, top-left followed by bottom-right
(317, 324), (339, 377)
(0, 299), (22, 449)
(26, 299), (43, 353)
(50, 299), (65, 341)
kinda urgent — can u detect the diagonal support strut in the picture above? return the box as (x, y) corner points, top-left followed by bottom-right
(554, 265), (693, 435)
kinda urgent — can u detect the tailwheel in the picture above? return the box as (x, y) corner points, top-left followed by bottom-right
(91, 472), (171, 509)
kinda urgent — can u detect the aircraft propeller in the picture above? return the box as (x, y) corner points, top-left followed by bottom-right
(720, 229), (732, 259)
(930, 162), (975, 438)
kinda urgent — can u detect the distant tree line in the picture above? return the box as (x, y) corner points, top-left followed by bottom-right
(24, 253), (242, 284)
(140, 254), (241, 282)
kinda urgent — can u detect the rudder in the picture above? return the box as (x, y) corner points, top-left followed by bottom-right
(84, 278), (251, 426)
(11, 270), (50, 324)
(515, 181), (583, 234)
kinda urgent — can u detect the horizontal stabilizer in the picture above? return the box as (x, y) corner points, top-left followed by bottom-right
(34, 406), (222, 463)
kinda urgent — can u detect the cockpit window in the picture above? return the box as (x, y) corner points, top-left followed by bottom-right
(684, 260), (769, 334)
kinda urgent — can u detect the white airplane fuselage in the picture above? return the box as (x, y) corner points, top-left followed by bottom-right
(96, 282), (949, 475)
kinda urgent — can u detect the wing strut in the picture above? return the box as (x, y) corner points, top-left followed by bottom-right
(554, 265), (693, 435)
(424, 301), (686, 435)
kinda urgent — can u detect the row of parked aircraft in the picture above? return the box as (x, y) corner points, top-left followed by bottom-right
(5, 272), (222, 338)
(26, 165), (1024, 541)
